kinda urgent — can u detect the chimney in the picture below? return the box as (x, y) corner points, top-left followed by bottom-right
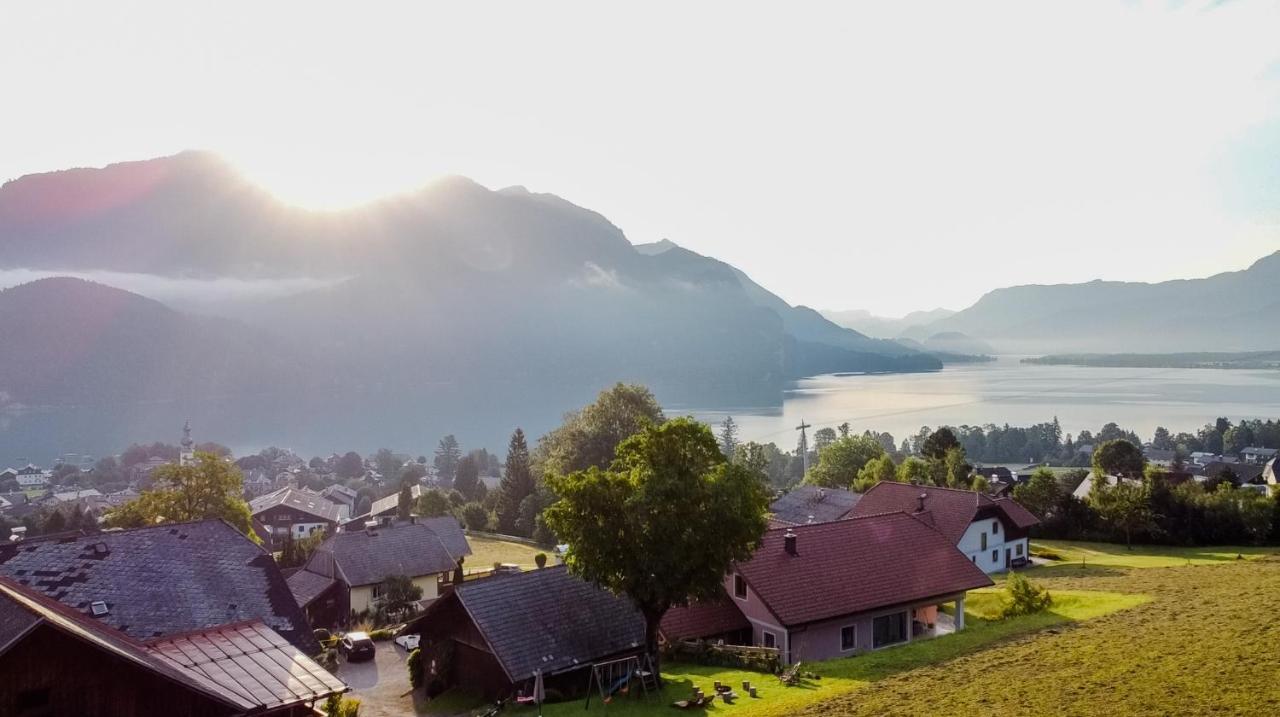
(783, 529), (798, 556)
(916, 493), (927, 513)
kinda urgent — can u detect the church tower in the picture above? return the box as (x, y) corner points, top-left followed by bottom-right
(180, 419), (195, 467)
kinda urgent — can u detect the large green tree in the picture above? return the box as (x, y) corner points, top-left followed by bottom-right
(804, 435), (885, 489)
(1013, 468), (1063, 520)
(1091, 478), (1153, 547)
(495, 428), (534, 535)
(543, 418), (769, 669)
(1092, 439), (1146, 478)
(104, 452), (256, 540)
(434, 435), (463, 485)
(535, 383), (665, 476)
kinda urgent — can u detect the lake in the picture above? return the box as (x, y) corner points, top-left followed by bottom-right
(675, 357), (1280, 449)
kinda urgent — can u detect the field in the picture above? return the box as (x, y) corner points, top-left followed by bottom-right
(1032, 539), (1272, 569)
(464, 534), (550, 571)
(806, 555), (1280, 716)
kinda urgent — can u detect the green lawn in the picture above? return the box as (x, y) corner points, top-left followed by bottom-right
(423, 588), (1137, 717)
(804, 556), (1280, 715)
(1031, 539), (1275, 569)
(465, 535), (550, 572)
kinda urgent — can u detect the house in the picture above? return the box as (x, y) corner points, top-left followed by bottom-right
(659, 595), (752, 644)
(0, 519), (317, 652)
(1194, 461), (1265, 486)
(1143, 449), (1178, 467)
(1189, 452), (1219, 466)
(0, 467), (17, 483)
(0, 577), (345, 716)
(288, 516), (471, 626)
(1264, 458), (1278, 496)
(1241, 447), (1278, 465)
(342, 484), (422, 527)
(718, 514), (992, 664)
(250, 486), (349, 549)
(973, 466), (1013, 483)
(850, 482), (1040, 573)
(321, 483), (358, 510)
(50, 488), (102, 503)
(14, 465), (50, 489)
(769, 485), (861, 525)
(404, 566), (646, 700)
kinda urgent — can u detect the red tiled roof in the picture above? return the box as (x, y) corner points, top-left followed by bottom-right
(660, 597), (749, 641)
(851, 482), (1038, 543)
(735, 513), (993, 627)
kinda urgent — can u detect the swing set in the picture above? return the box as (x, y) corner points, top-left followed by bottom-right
(583, 653), (659, 709)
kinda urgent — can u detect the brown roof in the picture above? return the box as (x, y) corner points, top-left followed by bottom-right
(851, 482), (1038, 543)
(734, 513), (993, 627)
(148, 621), (347, 709)
(660, 596), (749, 641)
(0, 577), (345, 711)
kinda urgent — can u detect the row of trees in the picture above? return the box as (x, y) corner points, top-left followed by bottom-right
(1013, 441), (1280, 547)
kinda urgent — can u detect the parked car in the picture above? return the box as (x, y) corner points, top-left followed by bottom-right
(340, 631), (376, 662)
(494, 563), (522, 575)
(394, 633), (420, 651)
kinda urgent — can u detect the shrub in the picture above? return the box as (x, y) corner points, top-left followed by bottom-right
(1000, 572), (1052, 618)
(534, 552), (548, 569)
(407, 647), (423, 689)
(1030, 547), (1062, 561)
(317, 648), (339, 673)
(368, 628), (394, 641)
(324, 694), (361, 717)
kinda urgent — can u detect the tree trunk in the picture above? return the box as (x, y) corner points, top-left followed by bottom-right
(642, 607), (665, 684)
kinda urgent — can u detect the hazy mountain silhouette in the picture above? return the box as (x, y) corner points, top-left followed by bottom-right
(0, 153), (942, 461)
(821, 307), (957, 338)
(900, 252), (1280, 353)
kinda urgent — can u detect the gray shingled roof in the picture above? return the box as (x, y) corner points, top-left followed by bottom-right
(418, 566), (644, 682)
(0, 520), (316, 652)
(249, 486), (348, 523)
(311, 519), (468, 587)
(287, 569), (336, 608)
(770, 485), (862, 525)
(0, 589), (40, 652)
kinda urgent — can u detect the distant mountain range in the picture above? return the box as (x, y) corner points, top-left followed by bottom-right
(826, 252), (1280, 355)
(0, 152), (939, 459)
(821, 308), (957, 338)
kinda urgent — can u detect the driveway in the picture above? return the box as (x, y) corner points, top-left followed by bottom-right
(337, 639), (415, 717)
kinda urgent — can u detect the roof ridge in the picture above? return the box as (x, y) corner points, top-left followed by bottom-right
(766, 510), (910, 533)
(144, 618), (266, 645)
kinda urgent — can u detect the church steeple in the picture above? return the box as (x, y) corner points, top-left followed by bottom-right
(180, 419), (195, 467)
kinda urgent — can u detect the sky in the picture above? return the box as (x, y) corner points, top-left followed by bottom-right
(2, 1), (1278, 316)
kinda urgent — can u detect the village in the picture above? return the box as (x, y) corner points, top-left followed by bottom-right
(4, 397), (1279, 717)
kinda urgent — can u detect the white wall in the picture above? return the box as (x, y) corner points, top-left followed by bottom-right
(956, 519), (1028, 573)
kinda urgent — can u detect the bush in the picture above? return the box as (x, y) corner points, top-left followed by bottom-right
(317, 648), (339, 673)
(1000, 572), (1052, 618)
(324, 695), (361, 717)
(1030, 547), (1062, 561)
(368, 628), (394, 641)
(534, 552), (548, 569)
(407, 647), (423, 689)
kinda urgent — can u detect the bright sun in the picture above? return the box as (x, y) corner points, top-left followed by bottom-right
(225, 150), (455, 211)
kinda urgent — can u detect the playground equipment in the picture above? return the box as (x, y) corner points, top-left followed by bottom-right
(584, 653), (659, 708)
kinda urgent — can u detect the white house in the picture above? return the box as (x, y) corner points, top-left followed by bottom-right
(1242, 447), (1278, 465)
(14, 465), (50, 489)
(850, 482), (1041, 574)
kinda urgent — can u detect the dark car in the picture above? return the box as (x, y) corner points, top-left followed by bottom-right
(340, 631), (376, 662)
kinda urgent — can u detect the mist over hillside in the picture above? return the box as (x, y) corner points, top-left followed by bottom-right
(0, 153), (939, 463)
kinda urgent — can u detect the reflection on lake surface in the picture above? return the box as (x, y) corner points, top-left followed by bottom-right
(675, 357), (1280, 448)
(4, 358), (1280, 465)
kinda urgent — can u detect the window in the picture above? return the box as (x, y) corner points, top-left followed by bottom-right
(992, 520), (1000, 535)
(733, 574), (747, 600)
(1016, 543), (1024, 557)
(872, 612), (907, 648)
(992, 550), (999, 563)
(840, 625), (857, 651)
(762, 630), (777, 649)
(371, 583), (385, 601)
(971, 556), (976, 563)
(980, 532), (987, 551)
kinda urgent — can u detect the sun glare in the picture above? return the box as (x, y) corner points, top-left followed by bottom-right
(225, 152), (453, 211)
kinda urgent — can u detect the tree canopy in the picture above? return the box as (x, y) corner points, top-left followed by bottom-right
(535, 383), (665, 476)
(804, 435), (885, 489)
(104, 452), (257, 540)
(496, 428), (534, 535)
(1093, 439), (1146, 478)
(543, 418), (769, 667)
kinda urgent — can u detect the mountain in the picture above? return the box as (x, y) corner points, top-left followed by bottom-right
(0, 277), (306, 407)
(900, 253), (1280, 354)
(0, 153), (939, 460)
(821, 308), (957, 338)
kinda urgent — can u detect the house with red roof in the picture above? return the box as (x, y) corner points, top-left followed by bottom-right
(849, 482), (1040, 573)
(668, 512), (993, 665)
